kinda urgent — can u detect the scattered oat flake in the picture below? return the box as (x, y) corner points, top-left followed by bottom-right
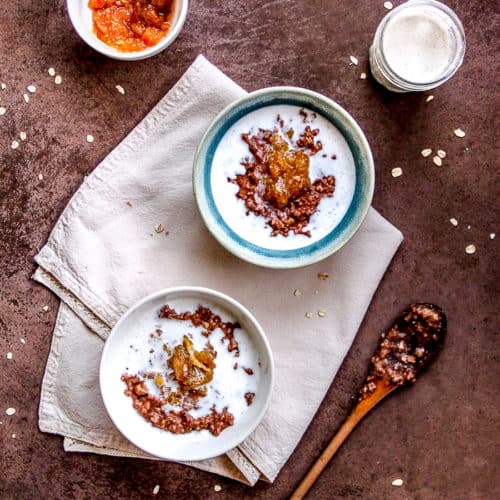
(23, 93), (29, 103)
(432, 155), (443, 166)
(0, 107), (6, 116)
(449, 218), (458, 227)
(305, 312), (313, 319)
(293, 288), (302, 296)
(392, 479), (404, 487)
(391, 167), (403, 177)
(115, 85), (125, 95)
(6, 352), (13, 360)
(42, 305), (49, 312)
(152, 485), (160, 495)
(126, 200), (133, 207)
(349, 55), (359, 65)
(490, 233), (495, 240)
(38, 173), (44, 181)
(20, 131), (27, 141)
(437, 149), (446, 158)
(27, 85), (36, 93)
(426, 95), (434, 102)
(318, 272), (329, 280)
(5, 408), (16, 416)
(1, 83), (6, 90)
(360, 72), (367, 80)
(214, 485), (222, 492)
(465, 244), (476, 254)
(384, 1), (393, 9)
(421, 148), (432, 157)
(48, 67), (56, 77)
(11, 140), (19, 150)
(11, 434), (16, 439)
(54, 75), (62, 85)
(20, 338), (26, 344)
(86, 134), (94, 143)
(318, 309), (327, 317)
(155, 223), (164, 233)
(454, 128), (465, 138)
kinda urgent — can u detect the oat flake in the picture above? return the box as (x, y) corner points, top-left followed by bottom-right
(5, 408), (16, 416)
(214, 485), (222, 492)
(360, 72), (367, 80)
(432, 155), (443, 166)
(349, 55), (359, 65)
(152, 485), (160, 495)
(23, 93), (29, 103)
(449, 218), (458, 227)
(293, 288), (302, 296)
(20, 131), (27, 141)
(392, 479), (403, 487)
(454, 128), (465, 138)
(54, 75), (62, 85)
(42, 305), (49, 312)
(305, 312), (313, 319)
(6, 352), (13, 360)
(48, 67), (56, 77)
(384, 1), (393, 9)
(426, 95), (434, 102)
(126, 200), (133, 207)
(20, 338), (26, 344)
(437, 149), (446, 159)
(38, 173), (44, 181)
(155, 223), (164, 233)
(115, 85), (125, 95)
(421, 148), (432, 158)
(86, 134), (94, 143)
(27, 85), (36, 93)
(465, 244), (476, 254)
(318, 309), (327, 317)
(490, 233), (495, 239)
(0, 107), (6, 116)
(11, 140), (19, 150)
(318, 272), (329, 280)
(11, 434), (16, 439)
(1, 83), (6, 90)
(391, 167), (403, 177)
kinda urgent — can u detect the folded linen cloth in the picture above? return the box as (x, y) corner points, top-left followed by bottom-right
(34, 55), (403, 485)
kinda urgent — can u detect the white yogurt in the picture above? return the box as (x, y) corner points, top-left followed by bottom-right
(382, 7), (456, 83)
(210, 105), (356, 250)
(369, 1), (465, 92)
(123, 297), (260, 421)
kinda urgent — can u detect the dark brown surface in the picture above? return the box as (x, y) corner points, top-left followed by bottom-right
(0, 1), (498, 498)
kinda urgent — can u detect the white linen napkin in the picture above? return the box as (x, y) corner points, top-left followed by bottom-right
(34, 55), (403, 486)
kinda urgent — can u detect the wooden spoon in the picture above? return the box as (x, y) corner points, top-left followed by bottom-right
(291, 303), (447, 500)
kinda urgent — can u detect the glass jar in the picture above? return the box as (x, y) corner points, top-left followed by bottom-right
(369, 0), (466, 92)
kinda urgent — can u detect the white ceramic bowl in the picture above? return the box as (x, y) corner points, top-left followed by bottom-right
(66, 0), (189, 61)
(100, 286), (274, 461)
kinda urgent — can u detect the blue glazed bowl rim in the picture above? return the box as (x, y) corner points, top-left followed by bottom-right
(193, 87), (375, 269)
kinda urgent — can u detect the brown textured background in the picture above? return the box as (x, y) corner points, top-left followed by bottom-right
(0, 1), (498, 498)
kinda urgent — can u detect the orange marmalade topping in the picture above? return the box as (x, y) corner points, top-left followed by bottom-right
(88, 0), (176, 52)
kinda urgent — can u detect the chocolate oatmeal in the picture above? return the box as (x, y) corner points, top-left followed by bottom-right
(122, 303), (257, 436)
(228, 115), (336, 237)
(360, 303), (446, 400)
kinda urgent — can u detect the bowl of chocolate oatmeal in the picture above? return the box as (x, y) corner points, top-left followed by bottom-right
(100, 286), (274, 461)
(193, 87), (374, 268)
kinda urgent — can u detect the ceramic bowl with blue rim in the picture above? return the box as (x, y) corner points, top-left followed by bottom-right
(193, 87), (374, 269)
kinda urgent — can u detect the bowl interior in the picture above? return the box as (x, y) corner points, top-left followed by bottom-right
(100, 286), (274, 461)
(193, 87), (374, 269)
(66, 0), (188, 61)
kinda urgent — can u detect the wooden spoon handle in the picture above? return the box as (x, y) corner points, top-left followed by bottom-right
(290, 383), (395, 500)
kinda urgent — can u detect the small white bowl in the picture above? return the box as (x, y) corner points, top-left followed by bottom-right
(100, 286), (274, 461)
(66, 0), (189, 61)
